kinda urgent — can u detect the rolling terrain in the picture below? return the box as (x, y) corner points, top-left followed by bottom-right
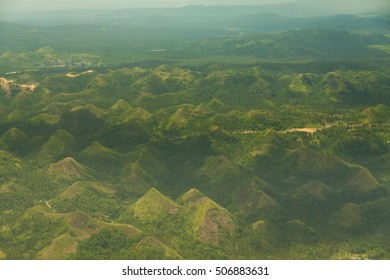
(0, 8), (389, 260)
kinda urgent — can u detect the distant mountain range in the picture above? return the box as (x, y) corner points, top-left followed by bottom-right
(2, 4), (389, 28)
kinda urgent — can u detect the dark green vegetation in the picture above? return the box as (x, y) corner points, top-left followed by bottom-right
(0, 8), (389, 259)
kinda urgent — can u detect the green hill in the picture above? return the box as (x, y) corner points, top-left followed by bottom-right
(2, 127), (28, 150)
(28, 114), (59, 126)
(140, 66), (195, 95)
(0, 181), (33, 211)
(51, 181), (118, 219)
(290, 181), (331, 201)
(126, 107), (152, 122)
(178, 188), (205, 205)
(347, 168), (379, 192)
(0, 46), (101, 72)
(40, 136), (66, 159)
(0, 150), (23, 181)
(107, 99), (134, 124)
(79, 141), (122, 175)
(286, 147), (357, 185)
(126, 162), (158, 186)
(35, 210), (140, 259)
(119, 173), (153, 197)
(281, 219), (316, 243)
(234, 182), (281, 221)
(52, 129), (77, 146)
(197, 156), (241, 186)
(166, 105), (193, 131)
(59, 105), (104, 136)
(334, 203), (361, 230)
(137, 237), (182, 260)
(131, 188), (181, 221)
(47, 157), (89, 181)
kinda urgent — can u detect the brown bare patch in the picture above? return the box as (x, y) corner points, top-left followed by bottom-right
(0, 77), (38, 95)
(198, 209), (235, 245)
(0, 78), (11, 96)
(66, 70), (95, 78)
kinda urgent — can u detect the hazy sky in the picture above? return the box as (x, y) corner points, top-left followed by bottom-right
(0, 0), (295, 11)
(0, 0), (388, 12)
